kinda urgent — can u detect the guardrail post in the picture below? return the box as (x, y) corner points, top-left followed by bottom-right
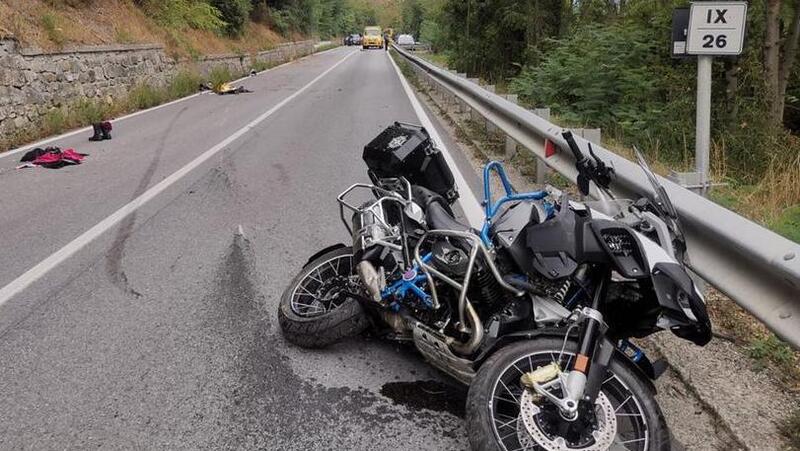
(504, 95), (520, 159)
(531, 108), (552, 184)
(481, 85), (497, 132)
(580, 128), (602, 145)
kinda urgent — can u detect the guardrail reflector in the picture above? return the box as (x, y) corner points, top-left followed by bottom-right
(545, 139), (557, 158)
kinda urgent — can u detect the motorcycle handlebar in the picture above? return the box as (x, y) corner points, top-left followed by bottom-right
(562, 130), (586, 162)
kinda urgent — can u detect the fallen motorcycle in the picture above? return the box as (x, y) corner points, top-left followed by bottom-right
(279, 122), (711, 450)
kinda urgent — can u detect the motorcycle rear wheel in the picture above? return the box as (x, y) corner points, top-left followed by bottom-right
(278, 246), (368, 348)
(466, 338), (670, 451)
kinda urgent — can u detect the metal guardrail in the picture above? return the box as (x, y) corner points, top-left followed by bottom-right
(392, 44), (800, 349)
(396, 43), (432, 52)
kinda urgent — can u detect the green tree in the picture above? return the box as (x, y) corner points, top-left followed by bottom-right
(211, 0), (252, 35)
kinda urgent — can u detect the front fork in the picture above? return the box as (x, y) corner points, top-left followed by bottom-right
(530, 272), (612, 419)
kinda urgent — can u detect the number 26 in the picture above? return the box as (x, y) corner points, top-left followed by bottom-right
(702, 34), (727, 48)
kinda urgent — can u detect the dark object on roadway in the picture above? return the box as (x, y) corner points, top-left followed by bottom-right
(20, 147), (49, 162)
(89, 121), (112, 141)
(363, 121), (458, 204)
(18, 147), (87, 169)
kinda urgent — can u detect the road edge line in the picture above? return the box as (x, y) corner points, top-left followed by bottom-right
(0, 49), (357, 307)
(386, 51), (484, 228)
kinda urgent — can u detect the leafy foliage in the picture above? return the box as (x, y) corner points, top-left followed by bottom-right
(211, 0), (252, 36)
(510, 23), (695, 167)
(135, 0), (226, 32)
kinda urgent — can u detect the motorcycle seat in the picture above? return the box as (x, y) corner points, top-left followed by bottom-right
(412, 185), (472, 233)
(427, 201), (472, 233)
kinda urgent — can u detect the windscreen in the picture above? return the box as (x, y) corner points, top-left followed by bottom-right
(634, 147), (678, 220)
(365, 28), (381, 36)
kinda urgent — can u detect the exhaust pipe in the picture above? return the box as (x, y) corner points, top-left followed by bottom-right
(449, 301), (483, 355)
(356, 260), (384, 303)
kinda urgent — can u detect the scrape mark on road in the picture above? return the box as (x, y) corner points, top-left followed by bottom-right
(106, 107), (188, 298)
(201, 233), (464, 449)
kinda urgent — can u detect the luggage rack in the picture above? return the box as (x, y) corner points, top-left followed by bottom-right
(335, 177), (413, 238)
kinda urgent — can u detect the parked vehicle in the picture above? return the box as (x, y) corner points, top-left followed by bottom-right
(396, 34), (415, 46)
(279, 122), (711, 450)
(362, 26), (383, 49)
(344, 34), (362, 46)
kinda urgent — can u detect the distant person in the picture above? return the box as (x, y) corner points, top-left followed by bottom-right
(383, 33), (388, 51)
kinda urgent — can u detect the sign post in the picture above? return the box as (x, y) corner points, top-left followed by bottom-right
(684, 1), (747, 194)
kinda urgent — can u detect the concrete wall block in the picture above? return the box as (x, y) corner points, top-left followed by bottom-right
(0, 39), (312, 138)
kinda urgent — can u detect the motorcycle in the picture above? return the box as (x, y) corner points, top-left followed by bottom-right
(278, 122), (711, 450)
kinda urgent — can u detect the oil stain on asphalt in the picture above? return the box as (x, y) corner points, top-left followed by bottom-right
(380, 380), (467, 418)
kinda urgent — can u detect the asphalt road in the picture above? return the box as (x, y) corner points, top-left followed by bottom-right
(0, 47), (479, 449)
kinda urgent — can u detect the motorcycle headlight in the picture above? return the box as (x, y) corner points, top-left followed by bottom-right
(601, 229), (636, 256)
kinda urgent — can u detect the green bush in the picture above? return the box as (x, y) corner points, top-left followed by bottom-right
(251, 59), (275, 73)
(168, 70), (203, 98)
(43, 108), (68, 134)
(208, 65), (234, 89)
(210, 0), (252, 36)
(137, 0), (226, 33)
(74, 98), (111, 124)
(127, 83), (165, 110)
(40, 13), (65, 46)
(510, 24), (695, 165)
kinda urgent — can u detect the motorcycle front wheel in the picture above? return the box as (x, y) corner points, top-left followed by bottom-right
(278, 246), (368, 348)
(466, 338), (670, 451)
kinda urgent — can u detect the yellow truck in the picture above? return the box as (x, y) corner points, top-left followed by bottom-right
(362, 26), (384, 49)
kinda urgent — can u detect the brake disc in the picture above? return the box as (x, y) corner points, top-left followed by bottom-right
(517, 389), (617, 451)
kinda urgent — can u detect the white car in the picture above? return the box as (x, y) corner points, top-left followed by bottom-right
(396, 34), (415, 46)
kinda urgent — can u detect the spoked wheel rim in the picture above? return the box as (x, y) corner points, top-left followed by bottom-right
(290, 254), (358, 317)
(489, 350), (649, 451)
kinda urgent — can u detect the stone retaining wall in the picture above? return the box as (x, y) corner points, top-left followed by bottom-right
(0, 38), (315, 137)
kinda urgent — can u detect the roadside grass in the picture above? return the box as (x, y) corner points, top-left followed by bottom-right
(779, 407), (800, 450)
(167, 70), (204, 98)
(747, 334), (796, 371)
(40, 12), (65, 47)
(314, 42), (340, 53)
(208, 66), (233, 91)
(114, 27), (136, 44)
(250, 59), (276, 73)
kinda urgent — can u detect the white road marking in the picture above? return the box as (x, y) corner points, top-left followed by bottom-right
(386, 51), (484, 228)
(0, 49), (358, 307)
(0, 46), (346, 161)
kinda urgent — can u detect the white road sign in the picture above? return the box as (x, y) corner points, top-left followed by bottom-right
(686, 1), (747, 55)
